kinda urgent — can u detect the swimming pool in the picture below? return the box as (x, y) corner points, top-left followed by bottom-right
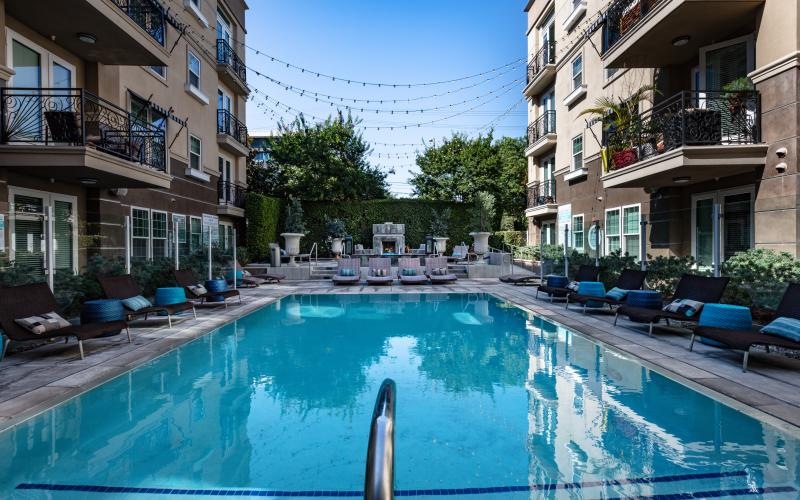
(1, 293), (798, 498)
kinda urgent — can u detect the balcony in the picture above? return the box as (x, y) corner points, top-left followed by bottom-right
(525, 111), (557, 157)
(602, 0), (763, 68)
(523, 41), (556, 97)
(601, 90), (768, 189)
(217, 39), (249, 96)
(217, 109), (249, 157)
(525, 179), (558, 218)
(0, 88), (171, 188)
(5, 0), (169, 66)
(218, 179), (247, 217)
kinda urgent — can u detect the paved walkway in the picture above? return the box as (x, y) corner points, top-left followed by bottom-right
(1, 280), (799, 433)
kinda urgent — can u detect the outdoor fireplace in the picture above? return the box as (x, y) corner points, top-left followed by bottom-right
(372, 222), (405, 255)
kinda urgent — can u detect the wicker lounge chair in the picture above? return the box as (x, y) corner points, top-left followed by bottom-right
(331, 258), (361, 285)
(0, 282), (129, 360)
(426, 256), (458, 284)
(536, 265), (600, 301)
(691, 282), (800, 371)
(499, 273), (541, 286)
(448, 245), (474, 263)
(241, 262), (286, 284)
(615, 274), (730, 336)
(98, 275), (196, 328)
(566, 269), (648, 312)
(366, 258), (394, 285)
(173, 269), (241, 306)
(398, 257), (429, 285)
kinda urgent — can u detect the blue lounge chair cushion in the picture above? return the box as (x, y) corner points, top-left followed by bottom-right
(577, 281), (606, 308)
(761, 317), (800, 343)
(121, 295), (152, 311)
(606, 287), (628, 301)
(401, 268), (417, 276)
(339, 268), (355, 277)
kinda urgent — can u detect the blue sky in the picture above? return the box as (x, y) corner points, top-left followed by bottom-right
(244, 1), (528, 196)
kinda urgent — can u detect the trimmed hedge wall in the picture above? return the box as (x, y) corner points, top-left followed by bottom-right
(301, 199), (472, 255)
(245, 193), (282, 260)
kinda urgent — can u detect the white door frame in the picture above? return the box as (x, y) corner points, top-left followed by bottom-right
(6, 28), (77, 87)
(698, 34), (754, 91)
(8, 186), (79, 273)
(691, 185), (755, 263)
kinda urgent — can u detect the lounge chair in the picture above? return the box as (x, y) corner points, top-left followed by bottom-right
(173, 269), (240, 306)
(691, 282), (800, 371)
(566, 269), (648, 312)
(331, 258), (361, 285)
(98, 275), (196, 328)
(615, 274), (730, 336)
(448, 244), (474, 263)
(411, 244), (427, 255)
(425, 256), (458, 284)
(227, 262), (285, 287)
(0, 282), (129, 360)
(499, 273), (541, 286)
(398, 257), (429, 285)
(536, 265), (600, 301)
(366, 258), (394, 285)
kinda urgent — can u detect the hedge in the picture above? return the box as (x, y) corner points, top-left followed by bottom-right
(300, 199), (473, 255)
(489, 231), (526, 250)
(245, 193), (282, 260)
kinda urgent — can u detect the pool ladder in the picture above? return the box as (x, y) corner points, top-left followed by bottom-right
(364, 379), (396, 500)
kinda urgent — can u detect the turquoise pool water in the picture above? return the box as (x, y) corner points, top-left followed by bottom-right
(1, 293), (798, 499)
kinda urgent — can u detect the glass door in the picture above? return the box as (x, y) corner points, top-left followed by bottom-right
(540, 89), (555, 134)
(218, 156), (232, 203)
(9, 188), (76, 276)
(693, 195), (714, 267)
(692, 188), (753, 266)
(217, 88), (232, 133)
(540, 155), (555, 202)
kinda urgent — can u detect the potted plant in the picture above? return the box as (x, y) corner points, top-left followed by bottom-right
(722, 77), (755, 140)
(469, 191), (495, 263)
(325, 217), (346, 258)
(429, 208), (451, 254)
(579, 85), (657, 170)
(281, 196), (306, 266)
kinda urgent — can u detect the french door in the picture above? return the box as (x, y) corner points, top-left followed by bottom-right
(9, 187), (77, 276)
(692, 187), (754, 266)
(218, 156), (233, 203)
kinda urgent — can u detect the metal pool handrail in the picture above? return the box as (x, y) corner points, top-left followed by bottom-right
(364, 379), (396, 500)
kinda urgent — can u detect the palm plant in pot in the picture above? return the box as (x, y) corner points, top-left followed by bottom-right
(579, 85), (657, 171)
(325, 217), (346, 258)
(429, 208), (451, 255)
(281, 197), (306, 266)
(470, 191), (495, 263)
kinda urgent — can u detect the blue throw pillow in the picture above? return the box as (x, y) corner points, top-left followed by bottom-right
(606, 287), (629, 301)
(401, 268), (417, 276)
(339, 268), (355, 277)
(761, 317), (800, 343)
(662, 299), (704, 317)
(122, 295), (152, 311)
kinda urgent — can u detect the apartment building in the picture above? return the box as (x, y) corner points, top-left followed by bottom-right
(0, 0), (249, 276)
(524, 0), (797, 266)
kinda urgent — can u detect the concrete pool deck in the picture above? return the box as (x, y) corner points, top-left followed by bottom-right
(1, 279), (799, 433)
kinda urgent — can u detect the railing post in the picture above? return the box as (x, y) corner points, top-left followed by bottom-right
(174, 221), (180, 271)
(232, 228), (237, 291)
(124, 215), (131, 274)
(80, 89), (87, 146)
(364, 379), (396, 500)
(44, 206), (54, 292)
(539, 226), (545, 283)
(563, 224), (569, 277)
(208, 227), (213, 281)
(0, 87), (6, 143)
(680, 91), (686, 147)
(712, 202), (722, 277)
(594, 220), (601, 267)
(639, 216), (648, 271)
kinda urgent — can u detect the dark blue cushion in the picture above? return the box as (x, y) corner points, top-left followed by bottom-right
(761, 317), (800, 343)
(121, 295), (152, 311)
(606, 287), (628, 301)
(577, 281), (605, 308)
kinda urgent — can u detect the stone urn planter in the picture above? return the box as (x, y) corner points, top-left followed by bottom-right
(433, 237), (448, 254)
(470, 231), (491, 263)
(330, 237), (343, 257)
(281, 232), (304, 266)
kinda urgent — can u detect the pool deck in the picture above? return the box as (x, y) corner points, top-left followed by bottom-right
(1, 279), (799, 433)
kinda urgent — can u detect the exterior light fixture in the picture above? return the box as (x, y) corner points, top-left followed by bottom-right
(79, 177), (98, 185)
(77, 33), (97, 44)
(673, 176), (691, 184)
(672, 36), (690, 47)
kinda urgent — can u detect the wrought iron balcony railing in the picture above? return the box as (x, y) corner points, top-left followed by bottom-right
(603, 0), (665, 53)
(527, 110), (556, 146)
(218, 179), (247, 208)
(604, 90), (761, 171)
(111, 0), (166, 46)
(217, 39), (247, 85)
(217, 109), (248, 147)
(0, 87), (166, 171)
(528, 179), (557, 208)
(526, 40), (556, 85)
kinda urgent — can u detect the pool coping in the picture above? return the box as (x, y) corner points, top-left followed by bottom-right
(0, 281), (799, 436)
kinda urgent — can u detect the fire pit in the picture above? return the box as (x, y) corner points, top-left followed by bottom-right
(372, 222), (405, 256)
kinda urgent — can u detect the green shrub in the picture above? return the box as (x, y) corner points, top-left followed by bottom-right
(489, 231), (526, 249)
(645, 254), (703, 296)
(284, 196), (306, 233)
(722, 248), (800, 308)
(245, 193), (282, 260)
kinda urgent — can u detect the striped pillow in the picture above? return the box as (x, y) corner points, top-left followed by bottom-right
(121, 295), (152, 312)
(339, 268), (355, 277)
(15, 312), (71, 335)
(761, 317), (800, 343)
(401, 268), (417, 276)
(187, 284), (207, 297)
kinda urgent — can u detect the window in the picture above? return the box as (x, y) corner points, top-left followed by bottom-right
(188, 51), (201, 88)
(189, 135), (201, 170)
(132, 208), (150, 260)
(622, 205), (641, 258)
(152, 211), (168, 258)
(571, 135), (583, 170)
(150, 66), (166, 78)
(605, 209), (621, 254)
(572, 215), (584, 252)
(571, 54), (583, 90)
(190, 216), (202, 251)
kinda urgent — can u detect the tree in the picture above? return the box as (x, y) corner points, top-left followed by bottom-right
(247, 113), (391, 201)
(409, 132), (526, 228)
